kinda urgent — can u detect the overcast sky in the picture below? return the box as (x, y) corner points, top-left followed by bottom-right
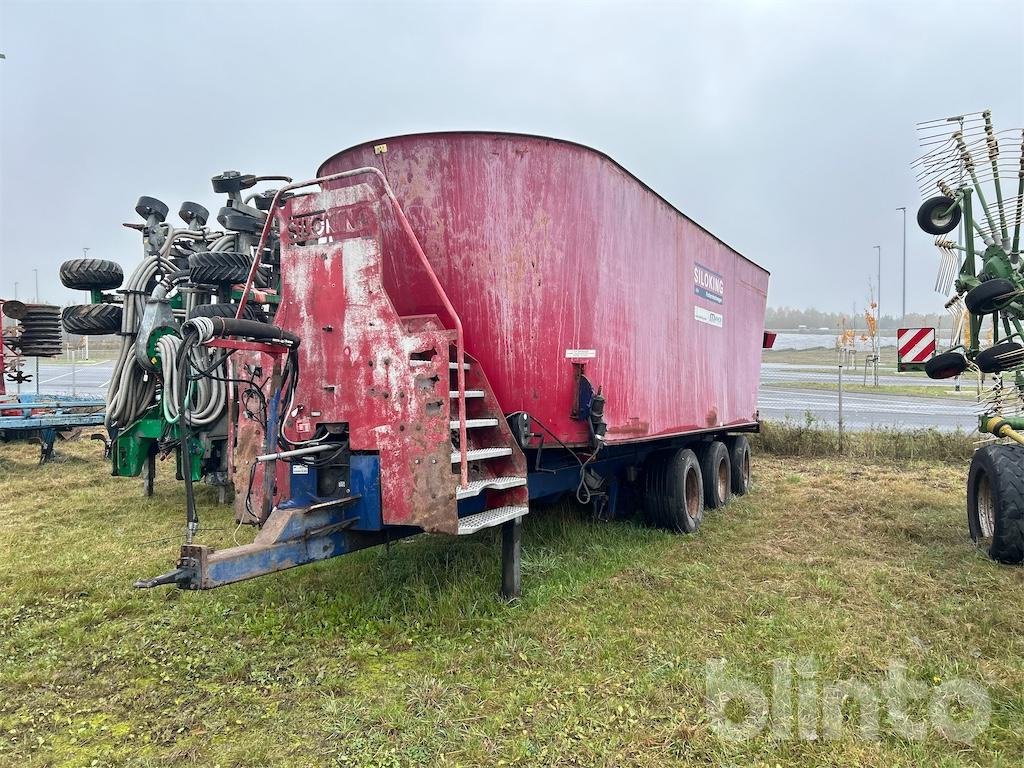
(1, 0), (1022, 316)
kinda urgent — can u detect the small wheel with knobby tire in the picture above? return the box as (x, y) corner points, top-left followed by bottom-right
(189, 252), (268, 287)
(642, 448), (704, 533)
(967, 444), (1024, 563)
(61, 303), (123, 335)
(59, 258), (124, 291)
(698, 440), (731, 509)
(726, 435), (752, 495)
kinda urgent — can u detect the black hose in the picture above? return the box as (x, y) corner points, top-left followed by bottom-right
(201, 316), (300, 347)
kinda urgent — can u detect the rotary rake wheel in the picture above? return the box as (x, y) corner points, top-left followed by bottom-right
(913, 111), (1024, 419)
(914, 110), (1024, 564)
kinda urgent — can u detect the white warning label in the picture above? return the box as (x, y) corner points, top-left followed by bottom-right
(694, 306), (724, 328)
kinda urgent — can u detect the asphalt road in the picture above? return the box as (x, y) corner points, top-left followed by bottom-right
(10, 358), (979, 432)
(8, 358), (114, 398)
(757, 387), (977, 432)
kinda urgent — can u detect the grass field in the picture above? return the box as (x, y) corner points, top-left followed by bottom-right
(760, 380), (977, 400)
(2, 437), (1023, 767)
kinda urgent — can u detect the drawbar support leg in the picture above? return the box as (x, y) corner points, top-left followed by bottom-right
(501, 516), (522, 599)
(142, 451), (156, 497)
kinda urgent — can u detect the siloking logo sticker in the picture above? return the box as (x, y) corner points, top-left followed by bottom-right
(694, 263), (724, 304)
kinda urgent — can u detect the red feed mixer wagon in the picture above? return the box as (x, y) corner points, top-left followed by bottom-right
(134, 132), (770, 596)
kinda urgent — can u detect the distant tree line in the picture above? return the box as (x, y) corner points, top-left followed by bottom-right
(766, 306), (947, 332)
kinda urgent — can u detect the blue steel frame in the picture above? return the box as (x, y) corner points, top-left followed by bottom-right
(163, 425), (756, 590)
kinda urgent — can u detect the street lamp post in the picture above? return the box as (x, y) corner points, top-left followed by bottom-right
(874, 244), (881, 325)
(897, 207), (907, 319)
(874, 245), (881, 385)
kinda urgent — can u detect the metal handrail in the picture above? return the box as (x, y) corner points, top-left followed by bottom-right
(235, 166), (470, 489)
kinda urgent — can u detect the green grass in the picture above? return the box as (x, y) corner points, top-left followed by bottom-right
(754, 420), (978, 464)
(2, 438), (1023, 766)
(761, 380), (977, 400)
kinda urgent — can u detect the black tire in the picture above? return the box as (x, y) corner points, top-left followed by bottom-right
(698, 440), (731, 509)
(61, 304), (123, 335)
(917, 195), (961, 236)
(967, 445), (1024, 564)
(642, 448), (704, 533)
(59, 258), (124, 291)
(189, 251), (267, 286)
(965, 278), (1017, 315)
(726, 435), (752, 496)
(975, 341), (1024, 374)
(925, 351), (968, 380)
(188, 302), (268, 323)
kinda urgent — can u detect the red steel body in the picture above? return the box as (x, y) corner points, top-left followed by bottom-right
(318, 132), (769, 446)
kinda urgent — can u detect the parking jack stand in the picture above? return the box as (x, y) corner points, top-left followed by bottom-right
(501, 516), (522, 599)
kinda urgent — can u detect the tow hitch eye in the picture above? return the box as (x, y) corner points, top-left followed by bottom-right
(134, 559), (197, 589)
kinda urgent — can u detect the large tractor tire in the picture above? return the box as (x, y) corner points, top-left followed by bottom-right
(966, 444), (1024, 564)
(59, 258), (124, 291)
(698, 440), (731, 509)
(726, 434), (752, 496)
(62, 303), (123, 335)
(642, 448), (704, 533)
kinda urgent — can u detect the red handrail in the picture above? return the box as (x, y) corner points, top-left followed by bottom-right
(235, 167), (470, 488)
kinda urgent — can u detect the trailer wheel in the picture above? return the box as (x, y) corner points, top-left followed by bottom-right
(924, 351), (968, 380)
(61, 303), (123, 335)
(965, 278), (1017, 315)
(967, 445), (1024, 564)
(975, 341), (1024, 374)
(643, 448), (703, 533)
(59, 258), (124, 291)
(699, 441), (731, 509)
(726, 435), (752, 496)
(917, 195), (961, 236)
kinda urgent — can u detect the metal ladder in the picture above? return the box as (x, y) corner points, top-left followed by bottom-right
(445, 356), (529, 537)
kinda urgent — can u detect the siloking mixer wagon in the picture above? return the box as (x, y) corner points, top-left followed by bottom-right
(119, 132), (769, 596)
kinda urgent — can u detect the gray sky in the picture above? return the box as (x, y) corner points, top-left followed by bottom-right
(1, 0), (1022, 315)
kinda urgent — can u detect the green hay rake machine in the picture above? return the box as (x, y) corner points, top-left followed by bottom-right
(914, 109), (1024, 563)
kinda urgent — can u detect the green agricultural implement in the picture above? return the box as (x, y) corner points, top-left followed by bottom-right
(60, 174), (286, 498)
(914, 110), (1024, 563)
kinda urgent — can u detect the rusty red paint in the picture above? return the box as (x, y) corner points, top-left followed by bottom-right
(319, 132), (769, 447)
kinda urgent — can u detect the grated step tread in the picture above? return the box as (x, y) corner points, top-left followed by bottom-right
(456, 476), (528, 500)
(451, 389), (485, 398)
(457, 505), (529, 535)
(450, 418), (499, 429)
(451, 447), (513, 463)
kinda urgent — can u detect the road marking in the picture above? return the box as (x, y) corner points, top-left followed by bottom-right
(39, 358), (111, 384)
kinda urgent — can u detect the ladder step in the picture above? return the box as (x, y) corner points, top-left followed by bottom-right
(457, 505), (529, 535)
(450, 389), (485, 398)
(451, 447), (513, 463)
(450, 418), (499, 429)
(456, 475), (528, 500)
(449, 361), (471, 370)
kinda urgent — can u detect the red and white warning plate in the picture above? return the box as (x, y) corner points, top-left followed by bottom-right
(897, 327), (936, 370)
